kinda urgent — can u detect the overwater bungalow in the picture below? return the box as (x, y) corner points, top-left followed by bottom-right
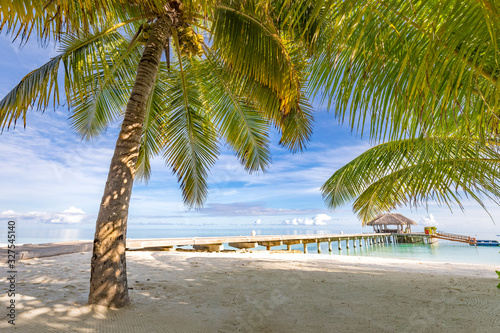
(367, 213), (417, 234)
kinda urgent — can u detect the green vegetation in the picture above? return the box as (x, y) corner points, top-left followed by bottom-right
(315, 0), (500, 220)
(322, 137), (500, 223)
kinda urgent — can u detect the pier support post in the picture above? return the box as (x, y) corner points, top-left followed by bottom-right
(328, 241), (332, 252)
(353, 238), (357, 248)
(346, 238), (350, 249)
(317, 241), (321, 254)
(258, 241), (283, 250)
(193, 244), (223, 252)
(283, 240), (302, 251)
(338, 239), (342, 250)
(303, 243), (308, 254)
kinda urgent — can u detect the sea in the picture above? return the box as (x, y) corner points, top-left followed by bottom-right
(3, 223), (499, 265)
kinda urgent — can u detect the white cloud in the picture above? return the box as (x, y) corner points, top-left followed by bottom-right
(50, 207), (87, 224)
(420, 214), (438, 226)
(199, 202), (318, 216)
(0, 207), (89, 224)
(0, 210), (17, 218)
(0, 210), (51, 220)
(282, 214), (332, 226)
(313, 214), (332, 225)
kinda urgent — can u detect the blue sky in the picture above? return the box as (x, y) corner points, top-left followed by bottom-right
(1, 35), (499, 236)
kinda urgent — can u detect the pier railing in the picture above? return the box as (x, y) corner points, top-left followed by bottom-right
(125, 233), (391, 249)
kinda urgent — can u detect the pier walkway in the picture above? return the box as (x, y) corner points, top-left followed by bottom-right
(126, 233), (392, 253)
(431, 231), (476, 245)
(1, 233), (394, 260)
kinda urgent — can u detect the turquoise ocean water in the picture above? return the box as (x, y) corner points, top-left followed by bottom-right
(3, 223), (499, 265)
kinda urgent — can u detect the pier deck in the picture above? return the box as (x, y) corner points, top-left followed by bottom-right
(126, 233), (392, 251)
(1, 233), (394, 260)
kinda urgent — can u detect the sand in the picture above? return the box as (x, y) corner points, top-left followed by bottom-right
(1, 251), (499, 332)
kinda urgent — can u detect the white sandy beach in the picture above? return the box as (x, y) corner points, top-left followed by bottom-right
(1, 251), (499, 332)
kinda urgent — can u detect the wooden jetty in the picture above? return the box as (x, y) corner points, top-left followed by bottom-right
(0, 240), (93, 260)
(126, 233), (396, 253)
(5, 231), (465, 260)
(0, 233), (400, 260)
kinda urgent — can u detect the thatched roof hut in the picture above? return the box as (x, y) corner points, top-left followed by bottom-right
(367, 213), (417, 233)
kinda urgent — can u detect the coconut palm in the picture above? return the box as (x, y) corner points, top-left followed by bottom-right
(0, 0), (314, 307)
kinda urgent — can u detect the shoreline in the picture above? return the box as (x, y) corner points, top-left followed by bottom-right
(1, 251), (499, 332)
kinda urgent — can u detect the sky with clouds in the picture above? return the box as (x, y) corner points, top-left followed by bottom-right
(1, 35), (499, 237)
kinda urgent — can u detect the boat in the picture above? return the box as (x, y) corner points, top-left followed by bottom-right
(472, 240), (500, 246)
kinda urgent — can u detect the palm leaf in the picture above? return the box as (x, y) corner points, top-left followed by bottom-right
(321, 137), (500, 223)
(162, 33), (219, 208)
(212, 2), (303, 116)
(304, 0), (500, 141)
(135, 63), (178, 183)
(67, 30), (144, 139)
(0, 0), (162, 42)
(200, 46), (271, 173)
(0, 25), (136, 131)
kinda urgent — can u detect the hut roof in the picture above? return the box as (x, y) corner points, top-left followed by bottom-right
(366, 213), (417, 226)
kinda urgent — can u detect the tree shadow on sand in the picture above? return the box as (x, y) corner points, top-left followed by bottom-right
(2, 251), (499, 333)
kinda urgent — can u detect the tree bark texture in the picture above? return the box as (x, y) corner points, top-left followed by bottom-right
(88, 15), (173, 307)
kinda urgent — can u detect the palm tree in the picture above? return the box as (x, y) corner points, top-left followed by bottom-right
(285, 0), (500, 219)
(0, 0), (314, 307)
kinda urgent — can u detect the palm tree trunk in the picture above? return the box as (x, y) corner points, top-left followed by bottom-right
(88, 15), (172, 308)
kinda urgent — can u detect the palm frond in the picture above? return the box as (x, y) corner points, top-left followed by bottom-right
(0, 25), (136, 131)
(135, 64), (172, 182)
(321, 137), (500, 223)
(212, 3), (303, 116)
(0, 54), (62, 129)
(304, 0), (500, 141)
(163, 34), (219, 208)
(0, 0), (160, 42)
(200, 46), (271, 173)
(239, 75), (314, 152)
(67, 30), (144, 139)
